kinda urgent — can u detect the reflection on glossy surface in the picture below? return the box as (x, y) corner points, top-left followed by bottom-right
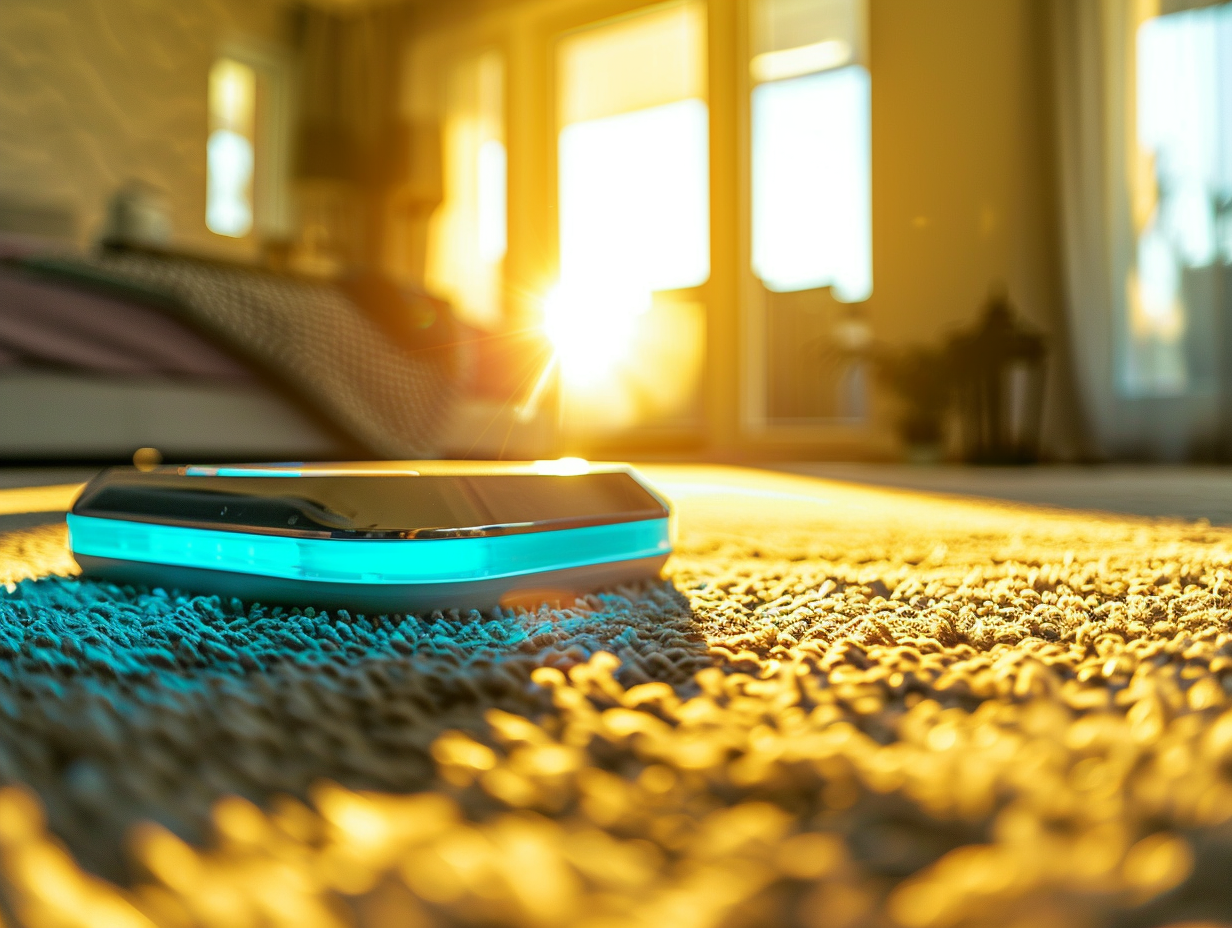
(72, 465), (669, 538)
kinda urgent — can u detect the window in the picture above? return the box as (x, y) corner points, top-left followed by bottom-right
(425, 51), (507, 330)
(1124, 2), (1232, 396)
(750, 0), (871, 301)
(556, 1), (709, 295)
(410, 0), (874, 447)
(207, 58), (257, 238)
(746, 0), (872, 431)
(548, 1), (709, 434)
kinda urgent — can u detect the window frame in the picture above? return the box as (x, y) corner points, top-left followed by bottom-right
(406, 0), (880, 456)
(737, 0), (877, 446)
(205, 42), (293, 245)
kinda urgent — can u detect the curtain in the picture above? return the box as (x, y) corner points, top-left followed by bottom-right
(1161, 0), (1227, 12)
(1049, 0), (1110, 459)
(1049, 0), (1232, 460)
(294, 3), (410, 272)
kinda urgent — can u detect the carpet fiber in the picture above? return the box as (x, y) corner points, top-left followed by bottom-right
(0, 465), (1231, 928)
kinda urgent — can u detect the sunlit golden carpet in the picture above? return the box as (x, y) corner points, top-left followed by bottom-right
(1, 465), (1231, 928)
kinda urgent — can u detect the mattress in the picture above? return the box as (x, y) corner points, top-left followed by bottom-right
(0, 246), (457, 460)
(0, 369), (349, 459)
(25, 251), (458, 458)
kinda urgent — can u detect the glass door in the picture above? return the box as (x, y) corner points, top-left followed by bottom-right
(549, 0), (710, 440)
(743, 0), (873, 433)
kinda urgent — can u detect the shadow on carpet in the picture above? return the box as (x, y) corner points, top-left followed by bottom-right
(0, 537), (705, 882)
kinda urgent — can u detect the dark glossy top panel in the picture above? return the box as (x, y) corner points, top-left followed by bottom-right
(71, 465), (670, 539)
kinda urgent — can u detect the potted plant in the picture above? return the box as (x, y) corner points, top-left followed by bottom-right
(873, 344), (953, 463)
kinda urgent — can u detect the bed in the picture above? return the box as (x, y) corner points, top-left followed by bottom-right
(0, 237), (458, 462)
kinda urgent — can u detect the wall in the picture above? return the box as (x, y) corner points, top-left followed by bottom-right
(864, 0), (1079, 455)
(0, 0), (293, 259)
(868, 0), (1059, 342)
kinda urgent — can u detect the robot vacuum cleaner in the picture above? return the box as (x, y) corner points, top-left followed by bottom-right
(67, 460), (672, 611)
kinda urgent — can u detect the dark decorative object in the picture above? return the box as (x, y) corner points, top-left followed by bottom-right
(102, 181), (172, 249)
(874, 344), (951, 459)
(946, 292), (1047, 464)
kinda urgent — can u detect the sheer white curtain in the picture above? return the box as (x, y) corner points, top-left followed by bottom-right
(1051, 0), (1232, 460)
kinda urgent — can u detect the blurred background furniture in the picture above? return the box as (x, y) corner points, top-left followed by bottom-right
(0, 238), (458, 462)
(1, 0), (1230, 464)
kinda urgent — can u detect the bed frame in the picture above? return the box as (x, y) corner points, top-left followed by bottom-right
(0, 370), (350, 461)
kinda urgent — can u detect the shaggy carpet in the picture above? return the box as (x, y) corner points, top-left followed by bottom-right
(0, 465), (1230, 928)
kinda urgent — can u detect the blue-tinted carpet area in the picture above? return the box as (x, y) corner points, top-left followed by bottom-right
(0, 525), (701, 881)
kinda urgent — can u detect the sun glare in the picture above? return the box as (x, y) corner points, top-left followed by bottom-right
(536, 281), (705, 434)
(533, 457), (591, 476)
(541, 281), (650, 389)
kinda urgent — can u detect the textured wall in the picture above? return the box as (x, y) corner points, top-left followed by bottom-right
(0, 0), (292, 257)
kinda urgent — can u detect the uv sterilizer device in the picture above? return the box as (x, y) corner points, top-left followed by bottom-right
(67, 461), (672, 612)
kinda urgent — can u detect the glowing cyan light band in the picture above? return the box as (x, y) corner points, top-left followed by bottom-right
(67, 514), (671, 585)
(182, 465), (422, 478)
(184, 466), (304, 477)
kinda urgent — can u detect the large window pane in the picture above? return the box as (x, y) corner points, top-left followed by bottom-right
(559, 99), (708, 293)
(426, 51), (506, 330)
(550, 1), (708, 434)
(750, 0), (871, 301)
(556, 1), (709, 294)
(1124, 4), (1232, 396)
(752, 66), (870, 299)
